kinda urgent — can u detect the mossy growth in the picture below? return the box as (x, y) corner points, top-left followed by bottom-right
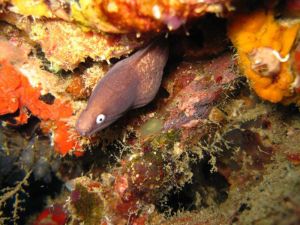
(72, 183), (104, 225)
(140, 118), (163, 137)
(146, 129), (181, 152)
(125, 149), (176, 202)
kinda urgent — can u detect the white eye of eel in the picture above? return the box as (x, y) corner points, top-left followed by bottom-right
(96, 114), (106, 124)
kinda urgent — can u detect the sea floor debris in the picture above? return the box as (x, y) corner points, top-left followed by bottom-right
(0, 0), (300, 225)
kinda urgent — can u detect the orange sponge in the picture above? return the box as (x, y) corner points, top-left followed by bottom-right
(228, 10), (299, 103)
(0, 60), (83, 156)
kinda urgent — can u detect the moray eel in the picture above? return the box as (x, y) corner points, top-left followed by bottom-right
(76, 38), (169, 136)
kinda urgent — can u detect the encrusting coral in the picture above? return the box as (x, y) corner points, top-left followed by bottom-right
(5, 0), (233, 33)
(0, 12), (144, 71)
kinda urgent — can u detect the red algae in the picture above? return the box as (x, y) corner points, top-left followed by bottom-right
(0, 60), (82, 155)
(131, 215), (147, 225)
(162, 53), (237, 131)
(33, 204), (67, 225)
(287, 153), (300, 165)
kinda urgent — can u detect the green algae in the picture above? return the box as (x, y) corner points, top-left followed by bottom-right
(72, 184), (104, 225)
(140, 118), (163, 137)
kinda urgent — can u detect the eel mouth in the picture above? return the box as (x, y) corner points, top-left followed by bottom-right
(75, 112), (95, 136)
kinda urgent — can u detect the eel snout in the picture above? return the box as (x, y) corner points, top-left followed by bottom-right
(75, 110), (92, 136)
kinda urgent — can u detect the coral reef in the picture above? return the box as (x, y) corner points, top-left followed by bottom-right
(0, 0), (300, 225)
(0, 13), (143, 71)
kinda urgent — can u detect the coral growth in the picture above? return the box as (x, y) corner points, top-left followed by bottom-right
(0, 13), (143, 71)
(161, 53), (237, 132)
(4, 0), (233, 33)
(0, 60), (82, 155)
(70, 0), (233, 33)
(67, 149), (181, 225)
(10, 0), (53, 18)
(28, 20), (142, 71)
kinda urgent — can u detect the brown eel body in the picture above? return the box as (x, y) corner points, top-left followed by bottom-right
(76, 38), (169, 136)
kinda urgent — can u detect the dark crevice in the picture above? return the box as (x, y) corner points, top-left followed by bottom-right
(156, 160), (229, 215)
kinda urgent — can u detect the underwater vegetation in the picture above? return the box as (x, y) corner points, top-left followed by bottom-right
(0, 0), (300, 225)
